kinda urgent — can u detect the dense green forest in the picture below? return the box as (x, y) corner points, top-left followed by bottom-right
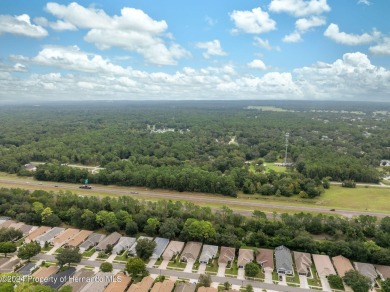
(1, 187), (390, 265)
(0, 101), (389, 196)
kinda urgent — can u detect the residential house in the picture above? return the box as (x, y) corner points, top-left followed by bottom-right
(45, 267), (76, 290)
(35, 227), (65, 247)
(256, 248), (274, 272)
(354, 262), (377, 287)
(79, 233), (106, 252)
(275, 246), (293, 275)
(128, 236), (153, 257)
(80, 272), (114, 292)
(51, 228), (80, 246)
(96, 232), (121, 251)
(376, 265), (390, 280)
(151, 280), (175, 292)
(17, 262), (36, 276)
(199, 245), (218, 264)
(237, 249), (254, 268)
(19, 224), (36, 236)
(332, 255), (354, 277)
(127, 276), (154, 292)
(174, 283), (196, 292)
(218, 247), (235, 266)
(32, 266), (59, 278)
(66, 230), (93, 248)
(198, 287), (218, 292)
(313, 254), (336, 278)
(293, 252), (312, 276)
(162, 241), (185, 260)
(25, 226), (51, 243)
(180, 242), (202, 263)
(113, 237), (136, 255)
(104, 272), (132, 292)
(64, 269), (96, 292)
(152, 237), (170, 259)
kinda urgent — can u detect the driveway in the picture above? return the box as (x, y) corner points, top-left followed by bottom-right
(184, 261), (194, 273)
(217, 264), (226, 277)
(319, 276), (331, 292)
(299, 275), (309, 289)
(278, 274), (287, 286)
(147, 258), (157, 268)
(88, 251), (99, 261)
(46, 246), (58, 255)
(107, 253), (117, 263)
(264, 270), (273, 284)
(237, 268), (245, 280)
(159, 259), (169, 270)
(198, 263), (206, 274)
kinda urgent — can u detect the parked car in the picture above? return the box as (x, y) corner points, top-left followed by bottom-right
(79, 185), (92, 189)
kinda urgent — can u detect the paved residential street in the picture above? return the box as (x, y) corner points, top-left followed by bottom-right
(32, 253), (319, 292)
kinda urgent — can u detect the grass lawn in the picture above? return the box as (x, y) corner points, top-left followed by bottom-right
(82, 248), (96, 258)
(54, 247), (64, 254)
(205, 259), (219, 273)
(264, 163), (288, 173)
(286, 270), (300, 284)
(307, 265), (321, 287)
(97, 253), (110, 260)
(167, 258), (186, 270)
(41, 246), (52, 253)
(114, 251), (129, 262)
(225, 260), (238, 276)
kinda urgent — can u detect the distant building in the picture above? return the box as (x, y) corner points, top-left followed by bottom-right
(24, 164), (37, 171)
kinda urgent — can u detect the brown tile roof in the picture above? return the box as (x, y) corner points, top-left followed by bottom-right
(32, 266), (59, 278)
(52, 228), (80, 245)
(218, 246), (235, 265)
(25, 226), (51, 243)
(312, 254), (336, 277)
(180, 242), (202, 262)
(237, 249), (254, 267)
(64, 269), (95, 292)
(104, 272), (132, 292)
(163, 241), (185, 260)
(127, 276), (154, 292)
(376, 265), (390, 280)
(293, 252), (312, 275)
(256, 248), (274, 270)
(197, 287), (218, 292)
(67, 230), (93, 248)
(0, 220), (16, 228)
(151, 280), (174, 292)
(332, 255), (354, 277)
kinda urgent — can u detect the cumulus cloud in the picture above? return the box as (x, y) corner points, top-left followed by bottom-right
(196, 40), (227, 58)
(45, 2), (189, 65)
(0, 14), (48, 38)
(283, 16), (326, 43)
(230, 7), (276, 34)
(358, 0), (371, 5)
(269, 0), (330, 17)
(248, 59), (267, 70)
(369, 37), (390, 55)
(294, 52), (390, 99)
(253, 37), (280, 51)
(324, 23), (380, 45)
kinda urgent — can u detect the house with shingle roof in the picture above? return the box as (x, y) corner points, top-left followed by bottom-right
(354, 262), (377, 287)
(152, 237), (170, 259)
(199, 245), (218, 264)
(96, 232), (121, 251)
(79, 233), (105, 252)
(313, 254), (336, 278)
(162, 241), (185, 260)
(275, 246), (293, 275)
(237, 249), (254, 268)
(293, 251), (312, 276)
(332, 255), (354, 277)
(218, 247), (235, 265)
(376, 265), (390, 280)
(256, 248), (274, 272)
(180, 242), (202, 263)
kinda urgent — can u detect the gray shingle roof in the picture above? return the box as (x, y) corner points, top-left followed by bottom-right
(35, 227), (65, 245)
(79, 233), (106, 251)
(354, 262), (377, 283)
(112, 236), (136, 254)
(17, 262), (36, 276)
(45, 267), (76, 290)
(199, 245), (218, 264)
(152, 237), (170, 259)
(96, 232), (121, 251)
(275, 246), (293, 274)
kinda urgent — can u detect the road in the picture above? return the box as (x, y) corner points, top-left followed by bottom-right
(1, 178), (389, 218)
(33, 254), (317, 292)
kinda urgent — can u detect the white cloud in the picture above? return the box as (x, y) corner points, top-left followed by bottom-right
(196, 40), (227, 58)
(50, 20), (77, 31)
(283, 31), (303, 43)
(0, 14), (48, 38)
(230, 7), (276, 34)
(294, 52), (390, 99)
(253, 37), (280, 51)
(369, 37), (390, 55)
(205, 16), (217, 27)
(283, 16), (326, 43)
(45, 2), (189, 65)
(248, 59), (267, 70)
(358, 0), (371, 5)
(324, 23), (381, 45)
(269, 0), (330, 17)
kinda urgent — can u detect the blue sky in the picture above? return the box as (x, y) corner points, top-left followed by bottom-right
(0, 0), (389, 101)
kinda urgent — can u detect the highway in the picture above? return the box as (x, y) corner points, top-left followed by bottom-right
(0, 178), (389, 218)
